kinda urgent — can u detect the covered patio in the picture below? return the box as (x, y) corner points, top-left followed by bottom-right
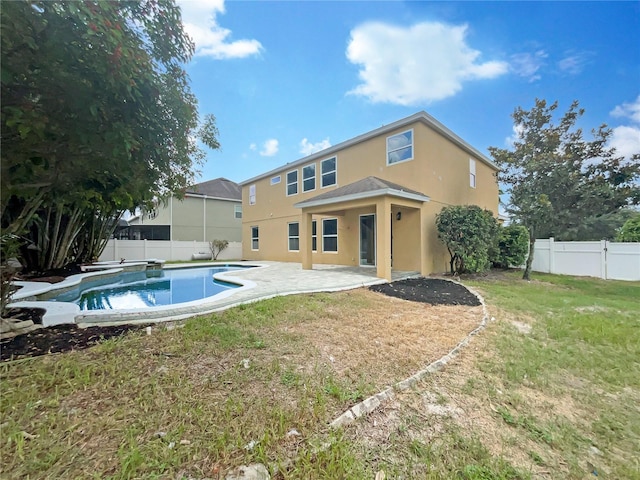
(294, 176), (431, 281)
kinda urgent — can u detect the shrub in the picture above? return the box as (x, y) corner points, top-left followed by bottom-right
(493, 225), (529, 268)
(436, 205), (499, 274)
(209, 239), (229, 260)
(616, 215), (640, 242)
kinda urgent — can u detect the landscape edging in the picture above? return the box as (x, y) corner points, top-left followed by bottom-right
(329, 278), (491, 429)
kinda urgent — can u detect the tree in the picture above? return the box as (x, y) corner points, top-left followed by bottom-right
(436, 205), (499, 275)
(489, 99), (640, 280)
(493, 225), (529, 269)
(209, 239), (229, 261)
(616, 214), (640, 242)
(1, 1), (220, 272)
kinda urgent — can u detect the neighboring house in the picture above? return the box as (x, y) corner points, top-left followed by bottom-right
(126, 177), (242, 242)
(240, 111), (499, 280)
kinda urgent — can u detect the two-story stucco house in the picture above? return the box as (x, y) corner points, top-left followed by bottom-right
(239, 112), (499, 280)
(126, 177), (242, 242)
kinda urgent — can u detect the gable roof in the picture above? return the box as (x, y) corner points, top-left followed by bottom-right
(241, 111), (498, 186)
(294, 176), (430, 209)
(186, 177), (241, 201)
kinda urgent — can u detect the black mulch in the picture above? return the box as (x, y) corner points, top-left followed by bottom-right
(369, 277), (481, 306)
(1, 323), (149, 362)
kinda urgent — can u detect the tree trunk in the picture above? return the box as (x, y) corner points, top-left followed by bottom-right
(523, 233), (536, 280)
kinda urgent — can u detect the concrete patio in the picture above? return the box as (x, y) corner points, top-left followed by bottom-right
(10, 261), (420, 327)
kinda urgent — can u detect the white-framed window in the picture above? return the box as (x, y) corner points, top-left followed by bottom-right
(286, 170), (298, 196)
(234, 205), (242, 219)
(288, 222), (299, 251)
(271, 175), (281, 185)
(312, 220), (317, 252)
(321, 157), (337, 188)
(303, 163), (316, 192)
(249, 184), (256, 205)
(322, 218), (338, 253)
(251, 226), (259, 250)
(469, 159), (476, 188)
(387, 129), (413, 165)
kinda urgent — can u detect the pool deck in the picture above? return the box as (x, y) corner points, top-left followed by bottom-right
(9, 262), (420, 327)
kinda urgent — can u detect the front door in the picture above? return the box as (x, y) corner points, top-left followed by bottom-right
(359, 214), (376, 266)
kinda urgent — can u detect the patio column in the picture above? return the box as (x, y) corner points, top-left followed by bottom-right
(420, 206), (429, 276)
(301, 211), (313, 270)
(376, 198), (392, 281)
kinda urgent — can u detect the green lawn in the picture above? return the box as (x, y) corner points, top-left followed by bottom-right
(1, 272), (638, 479)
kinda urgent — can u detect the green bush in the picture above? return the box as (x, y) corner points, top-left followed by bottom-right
(436, 205), (499, 274)
(493, 225), (529, 268)
(616, 215), (640, 242)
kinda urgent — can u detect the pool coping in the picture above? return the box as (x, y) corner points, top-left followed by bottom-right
(7, 262), (404, 327)
(7, 262), (264, 327)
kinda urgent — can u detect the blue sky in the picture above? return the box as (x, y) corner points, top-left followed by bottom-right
(176, 0), (640, 185)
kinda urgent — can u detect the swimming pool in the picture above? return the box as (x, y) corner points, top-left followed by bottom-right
(50, 266), (248, 311)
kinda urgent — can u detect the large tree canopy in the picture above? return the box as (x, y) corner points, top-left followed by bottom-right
(1, 0), (219, 271)
(489, 99), (640, 280)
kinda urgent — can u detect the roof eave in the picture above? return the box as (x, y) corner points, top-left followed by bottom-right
(294, 188), (430, 209)
(240, 111), (498, 186)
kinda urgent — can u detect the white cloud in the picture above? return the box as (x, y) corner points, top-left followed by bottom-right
(259, 139), (279, 157)
(177, 0), (263, 59)
(557, 51), (593, 75)
(611, 95), (640, 124)
(505, 123), (525, 148)
(510, 50), (547, 82)
(300, 137), (331, 156)
(249, 143), (256, 151)
(346, 21), (508, 106)
(609, 96), (640, 160)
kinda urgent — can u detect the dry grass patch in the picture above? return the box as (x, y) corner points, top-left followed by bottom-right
(1, 288), (484, 479)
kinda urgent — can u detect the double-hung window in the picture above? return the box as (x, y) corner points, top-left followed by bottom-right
(322, 218), (338, 253)
(387, 129), (413, 165)
(288, 222), (300, 251)
(321, 157), (337, 188)
(251, 226), (259, 250)
(303, 164), (316, 192)
(234, 205), (242, 219)
(469, 159), (477, 188)
(249, 184), (256, 205)
(286, 170), (298, 196)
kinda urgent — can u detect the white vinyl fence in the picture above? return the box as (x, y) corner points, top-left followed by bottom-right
(99, 239), (242, 263)
(532, 238), (640, 281)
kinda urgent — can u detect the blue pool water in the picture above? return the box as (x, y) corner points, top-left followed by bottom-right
(51, 266), (247, 311)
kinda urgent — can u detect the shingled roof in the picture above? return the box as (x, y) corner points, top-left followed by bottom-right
(294, 176), (430, 209)
(186, 177), (241, 201)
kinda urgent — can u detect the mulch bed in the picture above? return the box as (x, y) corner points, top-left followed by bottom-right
(1, 277), (480, 362)
(1, 324), (149, 362)
(369, 277), (481, 306)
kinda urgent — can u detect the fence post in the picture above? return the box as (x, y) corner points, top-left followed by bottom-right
(601, 240), (608, 280)
(548, 237), (555, 274)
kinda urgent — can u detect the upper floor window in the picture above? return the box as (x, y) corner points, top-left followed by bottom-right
(387, 129), (413, 165)
(271, 175), (281, 185)
(286, 170), (298, 196)
(288, 222), (299, 251)
(234, 205), (242, 219)
(469, 159), (476, 188)
(303, 163), (316, 192)
(322, 218), (338, 253)
(249, 184), (256, 205)
(321, 157), (337, 188)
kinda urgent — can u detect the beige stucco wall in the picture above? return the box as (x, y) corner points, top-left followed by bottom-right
(241, 119), (499, 275)
(130, 196), (242, 242)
